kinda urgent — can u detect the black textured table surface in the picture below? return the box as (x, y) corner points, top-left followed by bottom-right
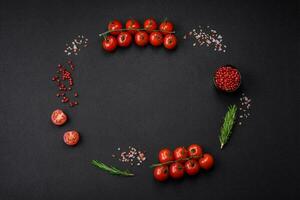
(0, 0), (298, 199)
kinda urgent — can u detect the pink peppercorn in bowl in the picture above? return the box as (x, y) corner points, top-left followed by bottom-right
(213, 65), (241, 92)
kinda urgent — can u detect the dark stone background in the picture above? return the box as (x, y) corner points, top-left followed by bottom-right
(0, 0), (298, 199)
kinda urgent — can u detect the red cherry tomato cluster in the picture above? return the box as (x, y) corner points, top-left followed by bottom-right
(51, 109), (80, 146)
(153, 144), (214, 182)
(101, 18), (177, 52)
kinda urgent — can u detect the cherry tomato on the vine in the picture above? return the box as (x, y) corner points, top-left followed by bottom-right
(117, 32), (132, 47)
(149, 31), (163, 47)
(169, 162), (185, 179)
(135, 31), (149, 47)
(184, 159), (200, 175)
(125, 19), (140, 35)
(163, 34), (177, 50)
(108, 20), (122, 36)
(63, 130), (80, 146)
(173, 147), (188, 163)
(153, 165), (169, 182)
(144, 18), (158, 33)
(102, 35), (118, 52)
(159, 21), (174, 35)
(187, 144), (203, 157)
(158, 148), (174, 163)
(199, 153), (214, 170)
(51, 109), (67, 126)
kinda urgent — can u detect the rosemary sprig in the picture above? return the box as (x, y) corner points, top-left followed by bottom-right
(91, 160), (134, 177)
(219, 105), (237, 149)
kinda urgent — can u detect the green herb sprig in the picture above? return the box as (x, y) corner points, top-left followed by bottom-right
(91, 160), (134, 177)
(219, 105), (237, 149)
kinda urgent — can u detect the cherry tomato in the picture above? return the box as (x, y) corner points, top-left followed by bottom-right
(173, 147), (188, 163)
(187, 144), (203, 157)
(63, 130), (80, 146)
(153, 165), (169, 182)
(149, 31), (163, 47)
(158, 148), (174, 163)
(51, 109), (67, 126)
(144, 18), (158, 33)
(102, 35), (117, 52)
(199, 153), (214, 170)
(163, 34), (177, 50)
(108, 20), (122, 36)
(125, 19), (140, 35)
(159, 21), (174, 35)
(117, 32), (132, 47)
(169, 162), (185, 179)
(134, 31), (149, 47)
(184, 159), (200, 175)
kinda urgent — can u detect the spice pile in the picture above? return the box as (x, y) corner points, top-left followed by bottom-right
(183, 25), (227, 52)
(112, 146), (146, 166)
(64, 35), (88, 56)
(237, 93), (252, 125)
(214, 65), (241, 92)
(51, 60), (79, 107)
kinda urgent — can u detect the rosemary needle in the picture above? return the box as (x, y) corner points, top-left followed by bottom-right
(219, 105), (237, 149)
(91, 160), (134, 177)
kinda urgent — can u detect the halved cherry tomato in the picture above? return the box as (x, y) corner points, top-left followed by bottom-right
(184, 159), (200, 175)
(163, 34), (177, 50)
(144, 18), (158, 33)
(134, 31), (149, 47)
(187, 144), (203, 157)
(159, 21), (174, 35)
(63, 130), (80, 146)
(149, 31), (163, 47)
(173, 147), (188, 163)
(199, 153), (214, 170)
(102, 35), (117, 52)
(117, 32), (132, 47)
(51, 109), (67, 126)
(153, 165), (169, 182)
(125, 19), (140, 35)
(158, 148), (174, 163)
(169, 162), (185, 179)
(108, 20), (122, 36)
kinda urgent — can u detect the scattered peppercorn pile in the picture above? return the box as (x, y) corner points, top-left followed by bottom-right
(151, 144), (214, 182)
(214, 65), (241, 92)
(183, 25), (227, 52)
(51, 60), (79, 107)
(99, 18), (177, 52)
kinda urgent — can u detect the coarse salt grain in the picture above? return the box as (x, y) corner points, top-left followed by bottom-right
(113, 146), (146, 167)
(64, 35), (88, 56)
(237, 93), (252, 125)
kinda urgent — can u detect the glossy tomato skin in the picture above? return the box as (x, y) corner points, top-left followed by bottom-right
(163, 34), (177, 50)
(187, 144), (203, 157)
(125, 19), (140, 35)
(159, 21), (174, 35)
(169, 162), (185, 179)
(102, 36), (118, 52)
(173, 146), (188, 163)
(144, 18), (158, 33)
(184, 159), (200, 175)
(149, 31), (163, 47)
(63, 130), (80, 146)
(134, 31), (149, 47)
(199, 153), (214, 170)
(108, 20), (122, 36)
(117, 32), (132, 47)
(158, 148), (174, 163)
(153, 165), (169, 182)
(51, 109), (68, 126)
